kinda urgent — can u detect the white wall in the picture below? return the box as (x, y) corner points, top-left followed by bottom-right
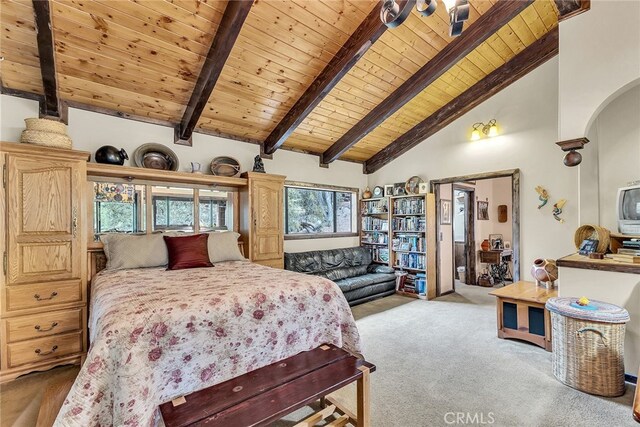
(582, 85), (640, 231)
(368, 58), (578, 280)
(0, 95), (367, 253)
(558, 0), (640, 140)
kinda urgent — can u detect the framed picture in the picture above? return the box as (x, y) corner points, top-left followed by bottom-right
(418, 182), (428, 194)
(489, 234), (504, 250)
(440, 199), (452, 225)
(393, 182), (406, 196)
(504, 241), (511, 249)
(477, 200), (489, 220)
(578, 239), (599, 255)
(384, 184), (394, 197)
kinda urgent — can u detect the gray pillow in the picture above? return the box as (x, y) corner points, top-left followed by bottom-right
(207, 231), (246, 263)
(101, 233), (168, 270)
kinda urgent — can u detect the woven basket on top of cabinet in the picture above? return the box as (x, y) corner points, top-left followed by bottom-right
(546, 297), (630, 397)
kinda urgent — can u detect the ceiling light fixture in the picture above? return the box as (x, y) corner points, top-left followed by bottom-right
(470, 119), (498, 141)
(380, 0), (470, 36)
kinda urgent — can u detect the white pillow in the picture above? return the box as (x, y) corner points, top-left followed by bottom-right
(101, 233), (168, 270)
(207, 231), (246, 263)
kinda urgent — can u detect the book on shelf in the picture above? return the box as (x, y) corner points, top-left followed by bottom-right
(362, 231), (388, 245)
(362, 216), (388, 231)
(392, 217), (425, 232)
(394, 253), (426, 270)
(361, 199), (388, 215)
(393, 197), (425, 215)
(392, 235), (425, 252)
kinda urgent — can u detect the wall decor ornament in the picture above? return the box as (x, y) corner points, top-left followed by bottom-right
(477, 200), (489, 220)
(393, 182), (406, 196)
(498, 204), (508, 223)
(440, 199), (451, 225)
(133, 143), (178, 171)
(95, 146), (128, 165)
(211, 156), (241, 177)
(530, 258), (558, 289)
(405, 176), (424, 195)
(418, 182), (428, 194)
(363, 187), (373, 199)
(552, 199), (567, 223)
(535, 185), (549, 209)
(384, 185), (394, 197)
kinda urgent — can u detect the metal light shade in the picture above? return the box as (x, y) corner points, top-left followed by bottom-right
(449, 19), (464, 37)
(417, 0), (437, 17)
(381, 0), (416, 28)
(471, 129), (481, 141)
(488, 124), (498, 137)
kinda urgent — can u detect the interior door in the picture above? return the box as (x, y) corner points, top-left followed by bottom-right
(251, 179), (283, 261)
(6, 155), (83, 285)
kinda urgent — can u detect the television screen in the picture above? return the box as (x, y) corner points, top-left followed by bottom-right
(622, 188), (640, 220)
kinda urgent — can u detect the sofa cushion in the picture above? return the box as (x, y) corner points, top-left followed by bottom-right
(335, 272), (396, 292)
(318, 265), (369, 282)
(285, 247), (372, 274)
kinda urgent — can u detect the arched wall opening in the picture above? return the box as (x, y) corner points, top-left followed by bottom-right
(578, 83), (640, 230)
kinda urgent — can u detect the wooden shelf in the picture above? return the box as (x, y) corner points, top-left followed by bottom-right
(557, 253), (640, 274)
(86, 163), (248, 187)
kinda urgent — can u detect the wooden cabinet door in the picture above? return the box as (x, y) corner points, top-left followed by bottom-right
(251, 179), (283, 262)
(5, 155), (83, 285)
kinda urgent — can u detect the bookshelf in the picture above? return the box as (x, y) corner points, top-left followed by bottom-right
(360, 197), (390, 265)
(391, 193), (437, 300)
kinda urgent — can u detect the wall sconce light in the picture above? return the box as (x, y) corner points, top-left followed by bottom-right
(471, 119), (498, 141)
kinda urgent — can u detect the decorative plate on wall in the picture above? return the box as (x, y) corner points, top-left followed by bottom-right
(133, 143), (179, 171)
(210, 156), (241, 177)
(405, 176), (424, 195)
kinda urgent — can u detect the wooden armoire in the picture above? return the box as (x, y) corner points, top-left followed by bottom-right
(239, 172), (285, 269)
(0, 142), (89, 383)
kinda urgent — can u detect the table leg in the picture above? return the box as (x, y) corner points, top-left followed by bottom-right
(356, 366), (370, 427)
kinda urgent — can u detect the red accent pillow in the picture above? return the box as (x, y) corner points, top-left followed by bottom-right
(163, 234), (213, 270)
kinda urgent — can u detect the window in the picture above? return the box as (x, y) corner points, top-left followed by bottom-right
(93, 182), (146, 235)
(152, 186), (195, 232)
(199, 189), (230, 231)
(285, 184), (356, 237)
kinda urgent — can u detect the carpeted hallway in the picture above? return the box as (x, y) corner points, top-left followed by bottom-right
(1, 284), (636, 426)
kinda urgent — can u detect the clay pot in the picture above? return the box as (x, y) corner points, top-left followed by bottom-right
(480, 239), (490, 251)
(95, 146), (128, 165)
(531, 258), (558, 288)
(363, 187), (372, 199)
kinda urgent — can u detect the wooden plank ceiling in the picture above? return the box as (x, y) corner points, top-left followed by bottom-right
(0, 0), (563, 168)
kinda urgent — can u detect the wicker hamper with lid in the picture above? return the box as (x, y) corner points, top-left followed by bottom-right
(546, 297), (630, 397)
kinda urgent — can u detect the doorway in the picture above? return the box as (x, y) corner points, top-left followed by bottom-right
(432, 169), (520, 296)
(452, 185), (475, 290)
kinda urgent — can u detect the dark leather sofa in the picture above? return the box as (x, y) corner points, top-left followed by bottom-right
(284, 247), (396, 306)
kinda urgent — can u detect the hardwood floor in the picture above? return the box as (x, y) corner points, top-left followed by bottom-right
(0, 364), (79, 427)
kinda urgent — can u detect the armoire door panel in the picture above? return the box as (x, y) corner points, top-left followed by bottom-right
(6, 156), (82, 285)
(253, 234), (282, 261)
(253, 181), (282, 231)
(19, 167), (72, 234)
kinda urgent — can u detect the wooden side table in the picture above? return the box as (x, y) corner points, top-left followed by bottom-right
(489, 281), (557, 351)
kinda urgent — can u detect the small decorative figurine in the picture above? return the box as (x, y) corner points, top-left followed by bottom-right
(552, 199), (567, 223)
(252, 155), (266, 173)
(577, 296), (590, 306)
(535, 186), (549, 209)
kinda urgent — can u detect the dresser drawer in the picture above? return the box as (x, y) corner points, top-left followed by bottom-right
(7, 331), (83, 368)
(4, 308), (83, 343)
(5, 281), (82, 312)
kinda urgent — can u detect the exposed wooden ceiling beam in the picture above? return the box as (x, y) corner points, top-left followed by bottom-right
(174, 0), (253, 146)
(321, 0), (533, 165)
(261, 2), (392, 156)
(554, 0), (590, 21)
(32, 0), (62, 120)
(363, 26), (559, 174)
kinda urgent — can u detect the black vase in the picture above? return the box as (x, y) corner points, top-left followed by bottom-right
(95, 146), (128, 165)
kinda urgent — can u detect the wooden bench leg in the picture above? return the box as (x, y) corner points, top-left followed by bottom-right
(356, 366), (370, 427)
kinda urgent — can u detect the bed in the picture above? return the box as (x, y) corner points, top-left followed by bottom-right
(54, 260), (362, 426)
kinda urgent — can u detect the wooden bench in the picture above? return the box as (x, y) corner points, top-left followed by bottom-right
(159, 344), (375, 427)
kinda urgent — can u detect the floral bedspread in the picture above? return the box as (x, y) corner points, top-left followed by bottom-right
(55, 261), (362, 427)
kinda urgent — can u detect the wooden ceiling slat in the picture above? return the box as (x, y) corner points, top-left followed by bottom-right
(363, 26), (559, 173)
(175, 0), (253, 144)
(0, 61), (44, 95)
(508, 15), (538, 46)
(533, 1), (559, 30)
(321, 0), (534, 164)
(261, 1), (386, 155)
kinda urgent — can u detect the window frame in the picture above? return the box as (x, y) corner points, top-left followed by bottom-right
(283, 181), (359, 240)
